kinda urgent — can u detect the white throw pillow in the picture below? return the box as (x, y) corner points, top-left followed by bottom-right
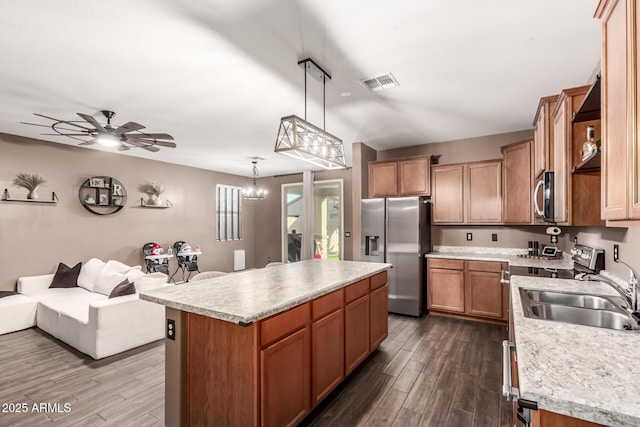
(93, 260), (142, 296)
(135, 273), (169, 292)
(77, 258), (106, 292)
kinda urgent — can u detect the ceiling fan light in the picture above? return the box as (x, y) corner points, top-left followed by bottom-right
(95, 133), (120, 147)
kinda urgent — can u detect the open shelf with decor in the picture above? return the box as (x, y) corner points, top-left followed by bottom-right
(572, 148), (601, 174)
(2, 189), (59, 203)
(79, 176), (127, 215)
(140, 198), (173, 208)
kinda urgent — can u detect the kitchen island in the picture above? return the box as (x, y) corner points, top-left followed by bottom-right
(140, 259), (391, 427)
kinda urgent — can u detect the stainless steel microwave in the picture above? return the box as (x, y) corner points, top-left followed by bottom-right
(534, 171), (554, 220)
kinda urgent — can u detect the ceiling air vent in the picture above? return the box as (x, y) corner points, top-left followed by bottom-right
(360, 73), (400, 92)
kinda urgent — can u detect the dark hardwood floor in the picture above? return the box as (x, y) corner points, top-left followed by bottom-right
(0, 314), (510, 426)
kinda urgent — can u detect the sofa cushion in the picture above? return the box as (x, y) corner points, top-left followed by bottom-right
(77, 258), (106, 292)
(134, 273), (168, 292)
(49, 262), (82, 288)
(94, 261), (143, 296)
(30, 287), (107, 324)
(109, 279), (136, 298)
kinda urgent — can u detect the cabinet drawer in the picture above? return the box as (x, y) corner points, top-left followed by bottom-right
(369, 271), (388, 291)
(465, 260), (503, 273)
(427, 258), (464, 270)
(312, 289), (344, 321)
(261, 303), (310, 347)
(345, 279), (369, 303)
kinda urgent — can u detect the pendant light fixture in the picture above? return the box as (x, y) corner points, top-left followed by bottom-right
(242, 160), (267, 200)
(274, 58), (346, 170)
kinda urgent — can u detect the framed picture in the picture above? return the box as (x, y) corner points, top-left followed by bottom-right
(89, 177), (105, 188)
(99, 194), (109, 205)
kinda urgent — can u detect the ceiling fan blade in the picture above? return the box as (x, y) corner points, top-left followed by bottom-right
(142, 145), (160, 152)
(79, 139), (98, 146)
(39, 133), (89, 136)
(128, 132), (174, 141)
(33, 113), (94, 131)
(114, 121), (145, 135)
(77, 113), (106, 132)
(150, 141), (176, 148)
(116, 143), (130, 151)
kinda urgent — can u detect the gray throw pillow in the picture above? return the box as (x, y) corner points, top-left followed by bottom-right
(49, 262), (82, 288)
(108, 278), (136, 298)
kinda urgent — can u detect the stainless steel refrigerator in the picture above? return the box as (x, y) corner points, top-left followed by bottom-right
(361, 197), (431, 317)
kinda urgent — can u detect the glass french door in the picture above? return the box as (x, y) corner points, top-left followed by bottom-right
(282, 179), (343, 262)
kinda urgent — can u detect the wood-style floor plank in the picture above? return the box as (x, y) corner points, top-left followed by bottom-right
(0, 314), (508, 427)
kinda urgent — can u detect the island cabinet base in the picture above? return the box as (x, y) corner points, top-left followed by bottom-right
(165, 270), (389, 427)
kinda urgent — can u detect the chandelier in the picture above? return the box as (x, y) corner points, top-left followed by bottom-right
(242, 160), (267, 200)
(275, 58), (346, 170)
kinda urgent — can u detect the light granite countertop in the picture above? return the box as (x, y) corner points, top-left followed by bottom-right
(139, 259), (391, 325)
(425, 245), (574, 269)
(510, 275), (640, 426)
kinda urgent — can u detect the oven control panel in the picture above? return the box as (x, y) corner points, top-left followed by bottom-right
(570, 244), (604, 272)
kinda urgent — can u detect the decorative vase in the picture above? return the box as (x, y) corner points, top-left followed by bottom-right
(27, 188), (39, 200)
(154, 197), (163, 206)
(149, 194), (162, 206)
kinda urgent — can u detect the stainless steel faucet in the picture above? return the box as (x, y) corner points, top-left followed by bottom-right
(615, 258), (639, 312)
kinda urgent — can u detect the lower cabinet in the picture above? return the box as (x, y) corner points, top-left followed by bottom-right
(345, 292), (370, 375)
(311, 291), (344, 405)
(260, 303), (311, 427)
(428, 258), (508, 322)
(428, 259), (465, 313)
(370, 284), (388, 349)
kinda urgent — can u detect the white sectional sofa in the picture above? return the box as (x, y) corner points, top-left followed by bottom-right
(18, 260), (169, 360)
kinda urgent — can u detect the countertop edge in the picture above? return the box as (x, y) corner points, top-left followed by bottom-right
(139, 263), (392, 325)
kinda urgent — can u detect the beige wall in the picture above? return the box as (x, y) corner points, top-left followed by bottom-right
(0, 133), (256, 291)
(377, 129), (533, 165)
(253, 168), (353, 267)
(432, 225), (550, 249)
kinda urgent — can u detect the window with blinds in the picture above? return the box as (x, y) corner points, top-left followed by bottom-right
(216, 184), (242, 241)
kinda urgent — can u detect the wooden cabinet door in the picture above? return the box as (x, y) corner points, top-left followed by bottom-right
(533, 96), (558, 180)
(600, 0), (630, 220)
(464, 270), (503, 319)
(369, 284), (388, 350)
(428, 268), (465, 313)
(345, 294), (370, 375)
(261, 327), (311, 427)
(399, 156), (431, 196)
(467, 161), (503, 223)
(432, 164), (464, 223)
(503, 140), (533, 224)
(311, 309), (344, 406)
(553, 97), (569, 224)
(368, 161), (398, 198)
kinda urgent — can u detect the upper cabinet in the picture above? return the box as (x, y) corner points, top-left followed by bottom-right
(432, 160), (502, 224)
(596, 0), (640, 223)
(502, 139), (534, 224)
(368, 155), (432, 198)
(551, 86), (603, 226)
(533, 95), (559, 179)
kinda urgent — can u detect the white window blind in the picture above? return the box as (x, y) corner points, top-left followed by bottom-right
(216, 184), (242, 241)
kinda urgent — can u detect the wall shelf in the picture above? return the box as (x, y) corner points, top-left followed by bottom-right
(572, 149), (601, 173)
(79, 176), (127, 215)
(572, 74), (601, 123)
(2, 189), (59, 203)
(140, 198), (173, 208)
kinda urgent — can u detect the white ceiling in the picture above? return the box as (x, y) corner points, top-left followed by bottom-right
(0, 0), (601, 177)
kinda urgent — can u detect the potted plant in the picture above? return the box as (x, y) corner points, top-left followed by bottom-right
(145, 182), (165, 206)
(13, 173), (46, 200)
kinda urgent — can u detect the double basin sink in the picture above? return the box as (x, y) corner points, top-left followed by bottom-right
(520, 288), (639, 331)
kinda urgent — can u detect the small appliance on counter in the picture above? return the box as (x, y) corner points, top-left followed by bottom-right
(510, 243), (604, 279)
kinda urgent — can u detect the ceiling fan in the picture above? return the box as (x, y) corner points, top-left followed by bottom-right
(21, 110), (176, 152)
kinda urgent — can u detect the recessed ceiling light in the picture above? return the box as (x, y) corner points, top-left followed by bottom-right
(341, 91), (352, 97)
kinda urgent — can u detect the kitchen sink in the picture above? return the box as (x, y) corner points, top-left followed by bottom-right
(523, 289), (625, 310)
(519, 288), (640, 331)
